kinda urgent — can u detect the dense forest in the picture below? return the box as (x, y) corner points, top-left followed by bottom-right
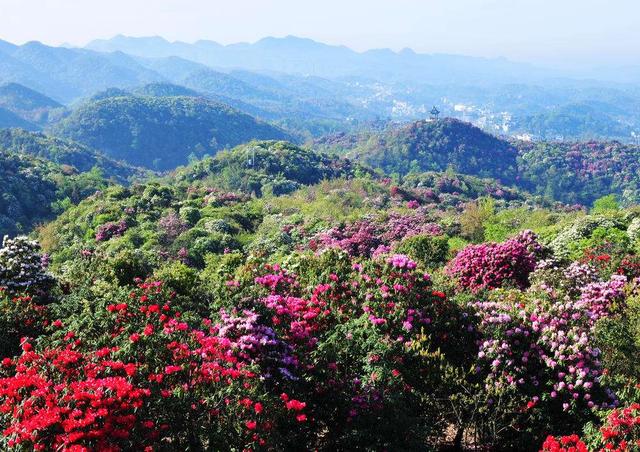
(0, 128), (148, 183)
(0, 150), (110, 237)
(52, 95), (292, 170)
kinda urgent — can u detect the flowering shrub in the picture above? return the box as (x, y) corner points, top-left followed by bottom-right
(0, 236), (53, 357)
(548, 216), (626, 261)
(0, 292), (48, 358)
(595, 402), (640, 450)
(0, 347), (151, 450)
(477, 276), (626, 405)
(543, 401), (640, 451)
(378, 211), (443, 244)
(628, 217), (640, 243)
(313, 213), (443, 258)
(617, 255), (640, 280)
(530, 260), (600, 299)
(0, 236), (53, 295)
(447, 230), (543, 292)
(314, 219), (381, 257)
(158, 211), (188, 243)
(541, 434), (588, 452)
(95, 220), (128, 242)
(472, 273), (628, 446)
(0, 282), (281, 450)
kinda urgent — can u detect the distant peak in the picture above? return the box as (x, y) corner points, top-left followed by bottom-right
(256, 35), (324, 47)
(112, 35), (169, 43)
(22, 40), (46, 47)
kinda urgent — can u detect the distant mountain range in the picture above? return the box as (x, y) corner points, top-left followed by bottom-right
(85, 35), (551, 85)
(0, 35), (639, 142)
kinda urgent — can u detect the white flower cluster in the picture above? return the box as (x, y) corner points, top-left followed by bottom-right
(548, 216), (624, 260)
(627, 217), (640, 243)
(0, 235), (52, 294)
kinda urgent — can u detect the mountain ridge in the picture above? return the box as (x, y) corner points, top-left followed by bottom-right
(85, 34), (550, 84)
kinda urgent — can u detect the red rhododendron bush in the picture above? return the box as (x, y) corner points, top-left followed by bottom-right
(0, 281), (271, 450)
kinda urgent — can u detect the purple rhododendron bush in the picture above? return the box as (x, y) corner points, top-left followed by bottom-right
(3, 173), (640, 451)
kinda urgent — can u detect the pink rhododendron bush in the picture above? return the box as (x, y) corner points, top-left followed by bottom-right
(446, 230), (544, 292)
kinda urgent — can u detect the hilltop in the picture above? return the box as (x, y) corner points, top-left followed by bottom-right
(0, 82), (64, 127)
(317, 117), (640, 206)
(318, 118), (519, 183)
(51, 95), (293, 170)
(172, 140), (368, 196)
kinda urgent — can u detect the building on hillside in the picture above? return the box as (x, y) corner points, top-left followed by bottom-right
(429, 106), (440, 121)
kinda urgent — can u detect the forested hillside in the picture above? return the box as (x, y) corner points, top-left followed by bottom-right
(516, 140), (640, 205)
(0, 150), (109, 237)
(332, 118), (519, 181)
(0, 82), (64, 127)
(173, 140), (368, 196)
(0, 128), (148, 183)
(52, 95), (292, 170)
(318, 118), (640, 206)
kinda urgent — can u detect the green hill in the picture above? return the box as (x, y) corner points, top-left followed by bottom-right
(173, 140), (367, 196)
(326, 118), (519, 183)
(316, 117), (640, 206)
(0, 82), (64, 127)
(0, 128), (148, 184)
(516, 139), (640, 206)
(52, 95), (292, 170)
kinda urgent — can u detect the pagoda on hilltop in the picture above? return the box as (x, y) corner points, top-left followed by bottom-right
(430, 106), (440, 121)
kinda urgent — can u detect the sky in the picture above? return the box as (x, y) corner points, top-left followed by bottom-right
(0, 0), (638, 68)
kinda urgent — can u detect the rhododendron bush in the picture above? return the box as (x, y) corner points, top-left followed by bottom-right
(447, 230), (544, 292)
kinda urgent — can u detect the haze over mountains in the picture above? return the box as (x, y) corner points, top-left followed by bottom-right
(0, 34), (638, 142)
(85, 34), (551, 85)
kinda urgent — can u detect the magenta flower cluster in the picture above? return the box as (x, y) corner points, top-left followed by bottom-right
(216, 309), (297, 380)
(314, 213), (443, 258)
(315, 220), (381, 257)
(447, 230), (542, 292)
(95, 220), (128, 242)
(158, 212), (188, 242)
(378, 212), (443, 243)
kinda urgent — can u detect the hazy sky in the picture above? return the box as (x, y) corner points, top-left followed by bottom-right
(1, 0), (638, 67)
